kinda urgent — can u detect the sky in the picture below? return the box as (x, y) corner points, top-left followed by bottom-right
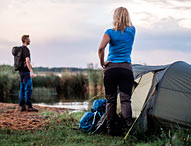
(0, 0), (191, 68)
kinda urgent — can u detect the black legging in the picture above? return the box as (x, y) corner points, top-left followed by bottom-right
(104, 68), (134, 133)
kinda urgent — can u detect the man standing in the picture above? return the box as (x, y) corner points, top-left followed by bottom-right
(19, 35), (38, 112)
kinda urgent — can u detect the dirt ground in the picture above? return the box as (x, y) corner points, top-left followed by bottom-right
(0, 103), (66, 131)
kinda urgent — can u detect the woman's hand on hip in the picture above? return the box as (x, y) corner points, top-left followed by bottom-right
(102, 61), (111, 69)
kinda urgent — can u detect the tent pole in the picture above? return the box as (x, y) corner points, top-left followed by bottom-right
(123, 115), (139, 143)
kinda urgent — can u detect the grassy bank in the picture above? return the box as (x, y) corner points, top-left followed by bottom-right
(0, 111), (190, 146)
(0, 65), (104, 101)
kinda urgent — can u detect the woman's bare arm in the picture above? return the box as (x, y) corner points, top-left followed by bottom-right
(98, 33), (110, 68)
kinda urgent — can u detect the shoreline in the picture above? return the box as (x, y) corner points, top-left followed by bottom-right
(0, 102), (67, 131)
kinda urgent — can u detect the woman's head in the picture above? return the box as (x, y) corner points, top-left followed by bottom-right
(113, 7), (132, 32)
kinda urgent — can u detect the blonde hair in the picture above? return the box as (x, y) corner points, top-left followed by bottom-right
(113, 7), (132, 32)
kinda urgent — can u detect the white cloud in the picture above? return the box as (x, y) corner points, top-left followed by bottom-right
(132, 49), (191, 65)
(105, 0), (191, 29)
(178, 19), (191, 29)
(0, 0), (96, 43)
(0, 0), (191, 67)
(0, 0), (12, 13)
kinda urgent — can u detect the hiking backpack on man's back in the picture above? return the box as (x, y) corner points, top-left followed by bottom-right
(12, 46), (24, 71)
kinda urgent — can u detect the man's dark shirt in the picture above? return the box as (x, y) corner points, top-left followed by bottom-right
(19, 45), (30, 72)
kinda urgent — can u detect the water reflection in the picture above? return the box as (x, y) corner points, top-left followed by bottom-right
(0, 95), (141, 116)
(0, 95), (89, 111)
(36, 101), (89, 111)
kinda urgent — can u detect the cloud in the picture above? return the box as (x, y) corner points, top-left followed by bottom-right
(0, 0), (12, 13)
(132, 49), (191, 65)
(134, 17), (191, 53)
(112, 0), (191, 29)
(0, 0), (191, 67)
(0, 0), (101, 42)
(28, 35), (103, 67)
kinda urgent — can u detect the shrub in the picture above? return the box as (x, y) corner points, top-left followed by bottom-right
(61, 73), (88, 99)
(33, 75), (61, 94)
(0, 72), (12, 97)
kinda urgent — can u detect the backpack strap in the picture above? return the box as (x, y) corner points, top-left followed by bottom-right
(97, 112), (102, 118)
(92, 111), (97, 125)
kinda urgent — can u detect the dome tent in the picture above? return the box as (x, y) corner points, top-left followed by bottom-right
(127, 61), (191, 136)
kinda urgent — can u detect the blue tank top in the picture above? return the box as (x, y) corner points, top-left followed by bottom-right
(105, 26), (136, 63)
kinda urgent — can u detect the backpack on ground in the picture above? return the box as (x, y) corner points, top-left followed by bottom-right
(92, 112), (107, 134)
(12, 46), (23, 71)
(92, 99), (106, 115)
(79, 99), (106, 133)
(79, 111), (101, 132)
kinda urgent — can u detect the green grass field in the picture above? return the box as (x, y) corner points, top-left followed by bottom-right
(0, 111), (190, 146)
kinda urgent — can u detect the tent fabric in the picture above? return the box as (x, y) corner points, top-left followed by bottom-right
(131, 61), (191, 132)
(152, 61), (191, 127)
(132, 64), (168, 80)
(131, 72), (154, 117)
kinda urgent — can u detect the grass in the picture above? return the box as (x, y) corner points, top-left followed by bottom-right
(0, 111), (190, 146)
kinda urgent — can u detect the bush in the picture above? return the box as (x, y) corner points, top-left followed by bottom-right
(0, 65), (97, 100)
(61, 73), (88, 98)
(87, 69), (104, 96)
(9, 73), (20, 94)
(0, 71), (19, 98)
(33, 75), (61, 94)
(0, 72), (11, 97)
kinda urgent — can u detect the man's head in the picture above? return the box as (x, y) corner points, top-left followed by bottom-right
(21, 35), (30, 46)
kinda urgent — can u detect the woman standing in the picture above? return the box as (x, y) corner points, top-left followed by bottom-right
(98, 7), (136, 136)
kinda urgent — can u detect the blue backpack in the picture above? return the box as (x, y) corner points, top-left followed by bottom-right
(92, 99), (106, 115)
(79, 99), (106, 133)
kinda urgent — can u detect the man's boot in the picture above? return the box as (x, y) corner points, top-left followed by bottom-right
(20, 105), (26, 112)
(27, 106), (38, 112)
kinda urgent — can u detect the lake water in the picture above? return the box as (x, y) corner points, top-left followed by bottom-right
(0, 95), (142, 117)
(0, 95), (89, 111)
(36, 101), (89, 111)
